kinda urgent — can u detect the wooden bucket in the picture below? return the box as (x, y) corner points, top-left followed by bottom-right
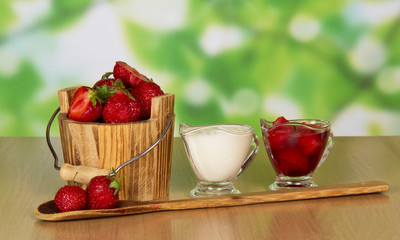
(57, 86), (175, 201)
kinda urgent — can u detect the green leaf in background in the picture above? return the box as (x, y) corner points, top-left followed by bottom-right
(124, 20), (204, 79)
(0, 60), (43, 136)
(121, 0), (400, 136)
(43, 0), (94, 31)
(0, 0), (399, 136)
(0, 0), (16, 35)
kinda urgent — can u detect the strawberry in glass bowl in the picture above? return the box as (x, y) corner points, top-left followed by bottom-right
(260, 116), (333, 190)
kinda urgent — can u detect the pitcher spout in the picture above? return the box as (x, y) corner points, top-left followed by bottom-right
(179, 122), (194, 135)
(260, 118), (273, 131)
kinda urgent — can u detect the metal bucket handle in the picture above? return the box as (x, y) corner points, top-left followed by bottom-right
(46, 107), (173, 175)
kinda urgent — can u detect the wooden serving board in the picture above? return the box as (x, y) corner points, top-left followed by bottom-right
(35, 181), (389, 221)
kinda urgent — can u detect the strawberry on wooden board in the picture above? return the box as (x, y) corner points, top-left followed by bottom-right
(68, 86), (103, 122)
(113, 61), (150, 88)
(130, 81), (164, 120)
(54, 185), (88, 212)
(102, 91), (141, 123)
(86, 175), (120, 210)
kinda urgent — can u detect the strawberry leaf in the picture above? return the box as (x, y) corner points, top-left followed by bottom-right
(87, 88), (99, 107)
(96, 85), (116, 103)
(108, 168), (124, 196)
(114, 79), (126, 90)
(125, 90), (135, 101)
(109, 180), (121, 196)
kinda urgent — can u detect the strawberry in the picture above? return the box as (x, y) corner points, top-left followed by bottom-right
(68, 86), (103, 122)
(273, 149), (309, 177)
(102, 91), (141, 123)
(298, 134), (323, 156)
(273, 116), (289, 125)
(113, 61), (149, 88)
(93, 78), (118, 89)
(267, 124), (295, 151)
(130, 81), (164, 120)
(297, 125), (328, 156)
(93, 78), (126, 103)
(54, 185), (88, 212)
(86, 175), (120, 210)
(93, 71), (127, 89)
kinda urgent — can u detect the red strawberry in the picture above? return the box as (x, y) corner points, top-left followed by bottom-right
(93, 78), (126, 103)
(298, 134), (324, 156)
(267, 116), (293, 151)
(267, 125), (295, 151)
(297, 125), (328, 156)
(86, 175), (120, 210)
(102, 91), (141, 123)
(93, 78), (118, 89)
(113, 61), (149, 88)
(273, 116), (289, 125)
(54, 185), (88, 212)
(68, 86), (103, 122)
(273, 149), (309, 176)
(130, 81), (164, 120)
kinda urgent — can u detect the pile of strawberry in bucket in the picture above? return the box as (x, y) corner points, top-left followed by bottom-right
(68, 61), (165, 123)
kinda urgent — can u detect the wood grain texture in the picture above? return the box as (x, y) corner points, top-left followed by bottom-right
(57, 86), (175, 201)
(35, 181), (389, 221)
(57, 85), (80, 114)
(1, 136), (400, 239)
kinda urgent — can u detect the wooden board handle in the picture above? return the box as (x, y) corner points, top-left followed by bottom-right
(134, 181), (389, 211)
(59, 164), (111, 184)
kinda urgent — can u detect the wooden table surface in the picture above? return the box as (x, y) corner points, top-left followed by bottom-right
(1, 136), (399, 239)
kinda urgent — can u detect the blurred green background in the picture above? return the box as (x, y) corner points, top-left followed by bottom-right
(1, 0), (400, 137)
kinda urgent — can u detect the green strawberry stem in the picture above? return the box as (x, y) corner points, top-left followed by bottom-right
(101, 72), (113, 79)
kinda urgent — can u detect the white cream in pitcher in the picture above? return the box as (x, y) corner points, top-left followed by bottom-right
(182, 125), (253, 182)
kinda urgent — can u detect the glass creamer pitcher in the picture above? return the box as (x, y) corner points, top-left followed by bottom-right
(260, 118), (333, 190)
(180, 123), (259, 198)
